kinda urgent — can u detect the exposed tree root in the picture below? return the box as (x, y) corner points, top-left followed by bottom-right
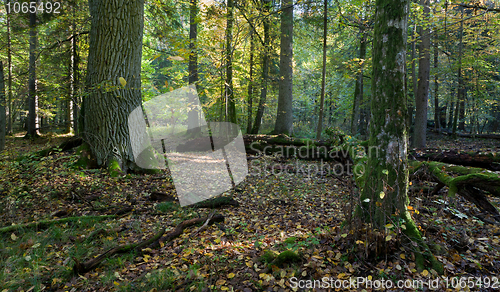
(190, 196), (240, 208)
(72, 214), (225, 274)
(0, 215), (117, 234)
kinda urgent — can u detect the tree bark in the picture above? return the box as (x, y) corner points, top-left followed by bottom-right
(316, 0), (328, 139)
(83, 0), (145, 172)
(251, 0), (271, 134)
(351, 25), (367, 136)
(187, 0), (200, 134)
(225, 0), (236, 124)
(247, 27), (255, 133)
(452, 8), (464, 136)
(413, 0), (430, 148)
(0, 62), (5, 150)
(26, 10), (38, 138)
(433, 36), (440, 131)
(274, 0), (294, 135)
(358, 0), (442, 273)
(6, 0), (13, 135)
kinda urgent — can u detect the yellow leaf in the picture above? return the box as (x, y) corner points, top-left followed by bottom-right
(385, 235), (392, 241)
(11, 233), (17, 241)
(215, 238), (221, 244)
(216, 279), (226, 285)
(385, 224), (394, 229)
(421, 269), (429, 277)
(400, 253), (406, 259)
(341, 233), (347, 238)
(114, 281), (120, 286)
(280, 270), (286, 278)
(165, 80), (169, 88)
(355, 240), (364, 244)
(302, 271), (307, 276)
(401, 224), (406, 230)
(119, 77), (127, 87)
(379, 191), (385, 199)
(228, 273), (235, 279)
(221, 287), (229, 291)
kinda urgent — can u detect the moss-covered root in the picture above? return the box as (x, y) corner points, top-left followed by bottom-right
(402, 212), (443, 274)
(107, 157), (125, 177)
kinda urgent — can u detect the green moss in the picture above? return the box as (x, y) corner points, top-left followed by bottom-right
(284, 237), (296, 244)
(108, 157), (123, 177)
(273, 250), (301, 267)
(260, 250), (277, 263)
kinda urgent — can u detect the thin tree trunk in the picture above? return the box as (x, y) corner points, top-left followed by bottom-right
(413, 0), (430, 148)
(187, 0), (200, 133)
(274, 0), (294, 135)
(0, 62), (6, 150)
(351, 26), (367, 136)
(247, 27), (255, 133)
(6, 0), (13, 135)
(225, 0), (236, 124)
(26, 10), (38, 138)
(453, 8), (464, 136)
(409, 22), (417, 133)
(433, 36), (440, 131)
(71, 4), (79, 134)
(316, 0), (328, 139)
(251, 0), (271, 134)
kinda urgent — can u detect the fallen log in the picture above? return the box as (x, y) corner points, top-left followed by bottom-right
(429, 129), (500, 140)
(411, 161), (500, 221)
(411, 148), (500, 171)
(73, 214), (224, 274)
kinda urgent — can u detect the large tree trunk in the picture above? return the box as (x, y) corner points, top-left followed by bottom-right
(26, 10), (38, 138)
(274, 0), (294, 135)
(316, 0), (328, 139)
(0, 62), (5, 150)
(413, 0), (430, 148)
(83, 0), (145, 172)
(358, 0), (442, 272)
(409, 22), (417, 134)
(251, 0), (271, 134)
(225, 0), (236, 124)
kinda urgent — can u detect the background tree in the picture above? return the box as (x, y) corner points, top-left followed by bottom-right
(0, 61), (5, 150)
(274, 0), (294, 135)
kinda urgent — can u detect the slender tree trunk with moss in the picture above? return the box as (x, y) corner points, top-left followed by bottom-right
(82, 0), (145, 173)
(316, 0), (327, 139)
(433, 37), (440, 131)
(274, 0), (294, 135)
(358, 0), (442, 273)
(453, 8), (464, 136)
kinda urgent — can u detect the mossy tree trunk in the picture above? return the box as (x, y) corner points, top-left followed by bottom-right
(224, 0), (236, 124)
(82, 0), (144, 173)
(358, 0), (442, 273)
(0, 61), (5, 151)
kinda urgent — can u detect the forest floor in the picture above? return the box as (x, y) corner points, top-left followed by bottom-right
(1, 133), (500, 291)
